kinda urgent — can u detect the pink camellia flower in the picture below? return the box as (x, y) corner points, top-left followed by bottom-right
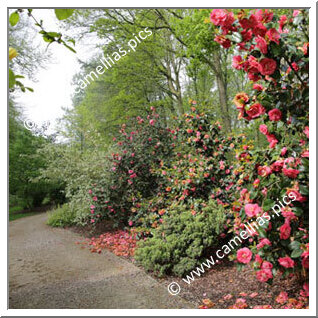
(293, 10), (300, 17)
(280, 221), (291, 240)
(301, 150), (309, 158)
(259, 124), (268, 135)
(282, 209), (297, 222)
(259, 58), (277, 75)
(237, 247), (253, 264)
(271, 160), (284, 172)
(281, 147), (287, 156)
(223, 294), (233, 300)
(261, 187), (268, 196)
(91, 219), (95, 223)
(255, 35), (268, 54)
(255, 254), (263, 266)
(90, 205), (95, 209)
(232, 55), (244, 70)
(92, 196), (98, 201)
(268, 108), (282, 121)
(131, 153), (135, 157)
(88, 189), (92, 194)
(245, 203), (262, 217)
(278, 256), (295, 268)
(256, 269), (273, 282)
(253, 305), (273, 309)
(300, 282), (309, 297)
(149, 119), (155, 125)
(276, 291), (288, 304)
(257, 165), (272, 177)
(261, 261), (273, 270)
(257, 238), (272, 250)
(282, 168), (300, 179)
(128, 169), (134, 174)
(253, 178), (260, 188)
(304, 126), (309, 138)
(128, 221), (133, 226)
(210, 9), (234, 27)
(253, 83), (263, 91)
(301, 250), (309, 269)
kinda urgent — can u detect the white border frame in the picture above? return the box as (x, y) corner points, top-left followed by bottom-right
(2, 1), (316, 316)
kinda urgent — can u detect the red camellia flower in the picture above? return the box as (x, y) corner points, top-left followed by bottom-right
(280, 221), (291, 239)
(278, 256), (295, 268)
(283, 168), (300, 178)
(246, 103), (265, 119)
(232, 55), (244, 70)
(271, 160), (284, 172)
(265, 28), (280, 44)
(237, 247), (253, 264)
(268, 108), (282, 121)
(255, 35), (268, 54)
(253, 83), (263, 91)
(214, 35), (231, 48)
(259, 58), (277, 75)
(246, 55), (261, 73)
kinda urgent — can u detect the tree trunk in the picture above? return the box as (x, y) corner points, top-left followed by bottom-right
(213, 51), (232, 132)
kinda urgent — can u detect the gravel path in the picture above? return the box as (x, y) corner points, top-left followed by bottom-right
(9, 213), (194, 309)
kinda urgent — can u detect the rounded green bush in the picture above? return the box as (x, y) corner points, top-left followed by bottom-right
(134, 199), (225, 277)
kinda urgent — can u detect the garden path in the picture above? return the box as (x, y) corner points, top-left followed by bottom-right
(9, 213), (194, 309)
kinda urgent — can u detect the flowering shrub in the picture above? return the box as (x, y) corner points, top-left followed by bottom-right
(122, 105), (244, 232)
(210, 8), (309, 287)
(87, 107), (174, 227)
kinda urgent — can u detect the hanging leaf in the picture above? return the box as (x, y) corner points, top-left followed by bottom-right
(9, 11), (20, 26)
(54, 9), (74, 20)
(9, 69), (15, 88)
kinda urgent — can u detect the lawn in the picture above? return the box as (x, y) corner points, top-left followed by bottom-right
(9, 206), (40, 222)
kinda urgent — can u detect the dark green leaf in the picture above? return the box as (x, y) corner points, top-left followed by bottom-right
(291, 248), (303, 258)
(288, 240), (301, 250)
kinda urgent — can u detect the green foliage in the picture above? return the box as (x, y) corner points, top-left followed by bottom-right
(36, 143), (114, 226)
(9, 11), (20, 26)
(54, 9), (75, 20)
(47, 204), (76, 227)
(135, 199), (226, 277)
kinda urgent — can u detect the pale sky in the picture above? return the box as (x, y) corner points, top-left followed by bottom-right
(14, 9), (100, 134)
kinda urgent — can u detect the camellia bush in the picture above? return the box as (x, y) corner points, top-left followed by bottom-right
(210, 8), (309, 297)
(88, 107), (175, 227)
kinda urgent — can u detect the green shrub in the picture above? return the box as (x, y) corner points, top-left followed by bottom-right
(134, 199), (226, 277)
(47, 204), (76, 227)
